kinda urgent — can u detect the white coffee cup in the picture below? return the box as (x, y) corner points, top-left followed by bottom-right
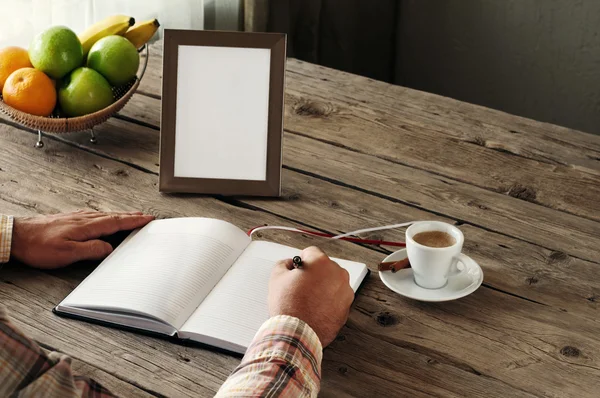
(405, 221), (472, 289)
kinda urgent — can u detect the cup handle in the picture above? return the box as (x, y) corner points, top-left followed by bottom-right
(447, 253), (474, 277)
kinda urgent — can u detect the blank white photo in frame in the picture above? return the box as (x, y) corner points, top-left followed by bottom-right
(173, 45), (271, 181)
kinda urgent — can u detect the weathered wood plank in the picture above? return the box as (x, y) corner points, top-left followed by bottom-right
(321, 324), (537, 398)
(350, 285), (600, 398)
(113, 94), (600, 264)
(2, 121), (599, 396)
(282, 74), (600, 222)
(281, 133), (600, 264)
(287, 59), (600, 176)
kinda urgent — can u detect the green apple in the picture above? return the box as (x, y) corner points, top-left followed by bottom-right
(58, 67), (114, 117)
(29, 26), (83, 79)
(87, 35), (139, 86)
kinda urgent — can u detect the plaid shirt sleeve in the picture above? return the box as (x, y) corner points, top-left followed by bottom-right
(216, 315), (323, 398)
(0, 306), (116, 397)
(0, 215), (14, 263)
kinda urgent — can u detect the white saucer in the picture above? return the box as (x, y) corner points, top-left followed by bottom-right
(379, 249), (483, 302)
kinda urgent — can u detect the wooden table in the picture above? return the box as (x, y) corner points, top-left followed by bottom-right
(1, 42), (600, 397)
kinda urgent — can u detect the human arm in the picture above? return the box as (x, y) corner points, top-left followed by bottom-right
(216, 246), (354, 397)
(6, 210), (154, 268)
(0, 210), (154, 397)
(0, 305), (116, 397)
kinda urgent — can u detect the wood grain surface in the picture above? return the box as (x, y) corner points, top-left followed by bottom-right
(1, 41), (599, 397)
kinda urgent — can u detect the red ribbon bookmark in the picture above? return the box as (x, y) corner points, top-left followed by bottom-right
(247, 226), (406, 247)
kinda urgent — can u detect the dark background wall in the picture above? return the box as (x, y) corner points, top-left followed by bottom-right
(397, 0), (600, 135)
(261, 0), (600, 135)
(266, 0), (399, 83)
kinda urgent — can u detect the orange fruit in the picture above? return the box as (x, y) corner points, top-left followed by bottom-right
(2, 68), (56, 116)
(0, 46), (33, 91)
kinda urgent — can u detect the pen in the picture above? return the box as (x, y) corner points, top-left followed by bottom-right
(292, 256), (303, 269)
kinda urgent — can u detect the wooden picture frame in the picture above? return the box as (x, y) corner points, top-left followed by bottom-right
(159, 29), (286, 196)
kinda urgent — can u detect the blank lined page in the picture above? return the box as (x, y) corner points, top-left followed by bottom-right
(61, 218), (250, 329)
(180, 241), (293, 348)
(180, 241), (368, 351)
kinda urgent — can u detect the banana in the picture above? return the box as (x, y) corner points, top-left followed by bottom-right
(79, 15), (135, 56)
(124, 19), (161, 49)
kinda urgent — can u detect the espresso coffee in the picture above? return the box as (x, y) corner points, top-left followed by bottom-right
(412, 231), (456, 248)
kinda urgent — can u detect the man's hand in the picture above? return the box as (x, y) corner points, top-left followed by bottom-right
(11, 211), (154, 269)
(269, 246), (354, 347)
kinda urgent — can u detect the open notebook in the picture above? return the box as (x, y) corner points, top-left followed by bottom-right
(54, 218), (369, 354)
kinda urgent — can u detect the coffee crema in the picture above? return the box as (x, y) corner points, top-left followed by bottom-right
(412, 231), (456, 248)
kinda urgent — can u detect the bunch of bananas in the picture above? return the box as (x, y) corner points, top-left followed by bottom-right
(79, 15), (160, 56)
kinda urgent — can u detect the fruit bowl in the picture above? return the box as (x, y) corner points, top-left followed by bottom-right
(0, 45), (149, 148)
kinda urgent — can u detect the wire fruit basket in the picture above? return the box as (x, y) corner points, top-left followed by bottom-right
(0, 45), (149, 148)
